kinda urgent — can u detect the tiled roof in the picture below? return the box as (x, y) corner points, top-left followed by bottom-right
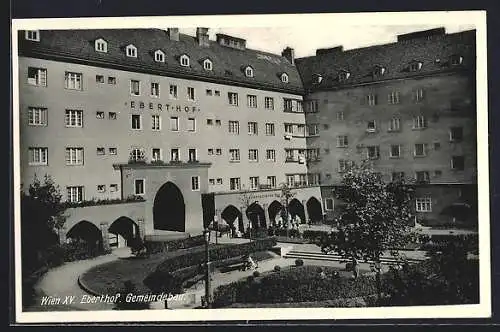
(18, 29), (303, 94)
(295, 29), (476, 92)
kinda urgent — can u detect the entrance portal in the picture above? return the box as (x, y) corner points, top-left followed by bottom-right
(153, 182), (186, 232)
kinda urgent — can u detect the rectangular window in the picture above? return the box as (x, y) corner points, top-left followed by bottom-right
(109, 112), (117, 120)
(450, 127), (464, 141)
(388, 91), (400, 104)
(367, 120), (377, 132)
(284, 124), (294, 135)
(230, 178), (241, 191)
(305, 100), (319, 113)
(96, 147), (105, 155)
(151, 115), (161, 131)
(65, 147), (83, 165)
(209, 179), (215, 185)
(207, 119), (213, 126)
(27, 67), (47, 86)
(413, 115), (427, 129)
(110, 184), (119, 192)
(65, 72), (82, 90)
(134, 179), (145, 196)
(108, 76), (116, 85)
(392, 172), (405, 182)
(248, 149), (258, 162)
(188, 149), (197, 162)
(215, 90), (221, 96)
(286, 175), (295, 187)
(229, 149), (240, 162)
(265, 123), (275, 136)
(28, 107), (47, 126)
(416, 196), (432, 212)
(109, 147), (117, 155)
(247, 95), (257, 108)
(97, 185), (106, 193)
(228, 121), (240, 134)
(216, 148), (222, 155)
(187, 118), (196, 132)
(285, 149), (295, 162)
(96, 75), (105, 83)
(66, 186), (84, 203)
(250, 177), (259, 190)
(206, 89), (213, 96)
(187, 87), (195, 101)
(131, 114), (142, 130)
(336, 135), (348, 148)
(191, 176), (200, 191)
(151, 148), (162, 162)
(29, 147), (48, 165)
(338, 159), (353, 173)
(414, 143), (427, 157)
(415, 88), (424, 102)
(266, 149), (276, 161)
(228, 92), (239, 106)
(366, 94), (377, 106)
(208, 148), (214, 156)
(388, 118), (401, 132)
(170, 117), (179, 131)
(267, 176), (277, 188)
(96, 111), (104, 119)
(451, 156), (465, 170)
(215, 119), (221, 126)
(307, 124), (319, 136)
(248, 122), (258, 135)
(416, 171), (430, 183)
(151, 82), (160, 97)
(130, 80), (140, 96)
(367, 146), (380, 160)
(336, 111), (344, 121)
(169, 85), (178, 99)
(264, 97), (274, 110)
(390, 144), (401, 158)
(325, 198), (334, 211)
(216, 178), (223, 185)
(25, 30), (40, 41)
(171, 148), (180, 161)
(130, 148), (146, 162)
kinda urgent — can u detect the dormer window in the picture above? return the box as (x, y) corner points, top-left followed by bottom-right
(280, 73), (289, 83)
(450, 55), (464, 66)
(180, 54), (190, 67)
(25, 30), (40, 42)
(409, 61), (423, 72)
(373, 66), (386, 77)
(312, 74), (323, 84)
(95, 38), (107, 53)
(154, 50), (165, 63)
(203, 59), (213, 71)
(126, 44), (137, 58)
(244, 66), (254, 78)
(338, 70), (350, 82)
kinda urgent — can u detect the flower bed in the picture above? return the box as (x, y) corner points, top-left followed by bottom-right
(212, 265), (377, 308)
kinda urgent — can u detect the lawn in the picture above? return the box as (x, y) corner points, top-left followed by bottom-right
(80, 246), (276, 296)
(80, 244), (224, 295)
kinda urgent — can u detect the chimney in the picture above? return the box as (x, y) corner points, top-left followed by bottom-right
(281, 47), (295, 65)
(168, 28), (179, 41)
(196, 27), (210, 47)
(316, 46), (343, 56)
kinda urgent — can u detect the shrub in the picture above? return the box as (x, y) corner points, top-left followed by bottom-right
(316, 267), (324, 273)
(144, 238), (277, 292)
(247, 276), (254, 283)
(253, 271), (260, 277)
(295, 259), (304, 267)
(144, 235), (206, 255)
(302, 230), (330, 241)
(274, 265), (281, 272)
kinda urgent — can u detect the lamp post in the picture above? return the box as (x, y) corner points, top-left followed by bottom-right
(203, 228), (211, 308)
(213, 215), (218, 245)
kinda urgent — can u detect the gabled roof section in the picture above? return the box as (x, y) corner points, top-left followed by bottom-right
(295, 29), (476, 91)
(18, 29), (303, 94)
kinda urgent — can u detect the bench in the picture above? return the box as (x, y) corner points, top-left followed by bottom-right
(217, 256), (252, 273)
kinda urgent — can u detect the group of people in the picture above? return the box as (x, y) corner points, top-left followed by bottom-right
(274, 213), (303, 229)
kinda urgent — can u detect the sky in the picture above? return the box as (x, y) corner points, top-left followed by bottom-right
(178, 25), (475, 58)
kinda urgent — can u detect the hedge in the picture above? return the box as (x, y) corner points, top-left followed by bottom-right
(144, 238), (277, 292)
(144, 235), (206, 254)
(302, 230), (330, 241)
(212, 265), (377, 307)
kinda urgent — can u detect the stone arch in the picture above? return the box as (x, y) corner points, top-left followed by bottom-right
(66, 220), (103, 253)
(108, 216), (139, 247)
(306, 197), (323, 223)
(221, 205), (243, 232)
(153, 182), (185, 232)
(288, 198), (306, 224)
(268, 200), (283, 225)
(246, 202), (267, 228)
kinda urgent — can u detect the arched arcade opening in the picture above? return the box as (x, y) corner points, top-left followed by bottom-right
(246, 202), (267, 229)
(268, 200), (283, 226)
(66, 220), (103, 255)
(221, 205), (244, 232)
(288, 199), (306, 224)
(306, 197), (323, 223)
(108, 216), (139, 248)
(153, 182), (186, 232)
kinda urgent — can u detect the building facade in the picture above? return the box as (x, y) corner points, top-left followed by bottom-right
(17, 27), (477, 247)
